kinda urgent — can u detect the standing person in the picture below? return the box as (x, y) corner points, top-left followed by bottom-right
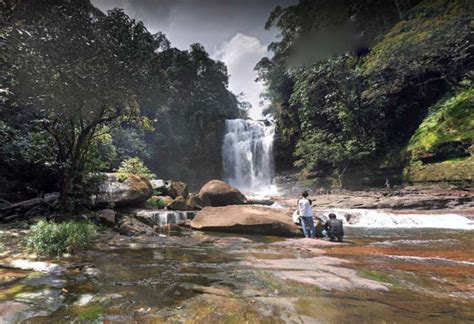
(298, 191), (315, 239)
(324, 213), (344, 242)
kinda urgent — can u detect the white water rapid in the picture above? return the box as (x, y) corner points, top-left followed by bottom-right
(222, 119), (277, 194)
(325, 209), (474, 230)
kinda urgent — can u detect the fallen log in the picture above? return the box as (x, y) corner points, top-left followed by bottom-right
(0, 197), (52, 223)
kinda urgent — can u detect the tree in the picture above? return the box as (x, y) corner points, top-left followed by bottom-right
(117, 157), (156, 181)
(139, 42), (245, 183)
(6, 5), (154, 210)
(291, 56), (380, 186)
(257, 0), (472, 180)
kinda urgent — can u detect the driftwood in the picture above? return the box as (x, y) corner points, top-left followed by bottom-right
(0, 197), (55, 223)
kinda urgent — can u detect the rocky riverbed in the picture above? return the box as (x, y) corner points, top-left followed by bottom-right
(0, 218), (473, 322)
(272, 188), (474, 211)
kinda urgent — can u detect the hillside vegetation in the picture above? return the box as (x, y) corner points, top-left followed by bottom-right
(256, 0), (473, 188)
(0, 0), (245, 207)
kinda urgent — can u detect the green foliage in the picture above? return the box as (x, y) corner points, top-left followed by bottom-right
(3, 5), (156, 210)
(257, 0), (472, 186)
(290, 57), (380, 186)
(75, 305), (104, 321)
(406, 88), (474, 160)
(364, 0), (473, 73)
(295, 131), (375, 187)
(110, 127), (149, 169)
(117, 157), (156, 180)
(146, 197), (166, 209)
(24, 220), (97, 256)
(0, 122), (56, 166)
(1, 1), (244, 202)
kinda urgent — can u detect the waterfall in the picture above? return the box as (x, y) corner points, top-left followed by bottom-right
(222, 119), (277, 194)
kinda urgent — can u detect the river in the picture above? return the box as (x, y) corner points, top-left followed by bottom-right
(1, 222), (472, 322)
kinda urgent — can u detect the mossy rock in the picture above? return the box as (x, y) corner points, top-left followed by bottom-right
(404, 157), (474, 186)
(406, 88), (474, 162)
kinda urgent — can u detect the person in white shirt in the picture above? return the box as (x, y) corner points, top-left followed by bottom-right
(298, 191), (315, 239)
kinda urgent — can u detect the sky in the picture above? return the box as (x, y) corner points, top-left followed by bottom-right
(91, 0), (296, 119)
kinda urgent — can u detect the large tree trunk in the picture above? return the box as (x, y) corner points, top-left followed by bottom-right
(59, 168), (74, 213)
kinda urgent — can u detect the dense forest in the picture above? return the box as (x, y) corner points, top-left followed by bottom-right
(0, 0), (473, 211)
(256, 0), (473, 188)
(1, 0), (245, 206)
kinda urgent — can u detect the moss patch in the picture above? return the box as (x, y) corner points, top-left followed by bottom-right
(404, 157), (474, 184)
(0, 284), (46, 301)
(73, 304), (104, 321)
(406, 88), (474, 161)
(361, 270), (398, 287)
(364, 0), (472, 73)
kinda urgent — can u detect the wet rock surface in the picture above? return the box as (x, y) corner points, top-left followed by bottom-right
(118, 216), (154, 236)
(273, 188), (474, 210)
(191, 205), (300, 236)
(241, 256), (389, 291)
(0, 301), (31, 322)
(0, 219), (473, 322)
(98, 209), (116, 227)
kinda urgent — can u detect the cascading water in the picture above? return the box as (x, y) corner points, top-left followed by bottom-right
(322, 208), (474, 230)
(222, 119), (277, 194)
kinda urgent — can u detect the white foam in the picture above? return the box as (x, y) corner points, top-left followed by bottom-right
(325, 209), (474, 230)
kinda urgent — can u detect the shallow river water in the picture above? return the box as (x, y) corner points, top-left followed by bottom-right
(1, 225), (473, 323)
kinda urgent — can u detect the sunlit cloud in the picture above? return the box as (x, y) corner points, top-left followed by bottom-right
(214, 33), (268, 120)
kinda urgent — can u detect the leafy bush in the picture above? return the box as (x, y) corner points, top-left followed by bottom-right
(146, 197), (166, 209)
(117, 157), (156, 181)
(24, 220), (98, 256)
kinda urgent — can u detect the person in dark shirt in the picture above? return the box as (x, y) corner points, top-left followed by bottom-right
(324, 213), (344, 242)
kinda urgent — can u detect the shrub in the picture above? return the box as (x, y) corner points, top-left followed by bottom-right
(116, 157), (156, 181)
(24, 220), (98, 256)
(146, 197), (166, 209)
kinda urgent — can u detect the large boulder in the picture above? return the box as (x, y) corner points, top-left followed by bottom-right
(198, 180), (247, 206)
(94, 173), (153, 208)
(190, 205), (300, 237)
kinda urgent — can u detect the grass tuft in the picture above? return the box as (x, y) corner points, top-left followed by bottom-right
(24, 220), (97, 256)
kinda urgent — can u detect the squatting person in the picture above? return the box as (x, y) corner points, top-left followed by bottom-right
(324, 213), (344, 242)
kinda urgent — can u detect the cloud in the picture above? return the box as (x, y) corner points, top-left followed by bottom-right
(91, 0), (294, 50)
(214, 33), (268, 120)
(91, 1), (295, 118)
